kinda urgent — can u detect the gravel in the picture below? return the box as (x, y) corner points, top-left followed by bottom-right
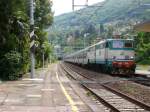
(64, 62), (150, 106)
(107, 81), (150, 105)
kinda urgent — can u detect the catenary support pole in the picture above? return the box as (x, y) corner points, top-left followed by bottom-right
(72, 0), (74, 11)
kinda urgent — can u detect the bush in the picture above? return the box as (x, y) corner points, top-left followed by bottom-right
(0, 51), (22, 80)
(138, 59), (150, 65)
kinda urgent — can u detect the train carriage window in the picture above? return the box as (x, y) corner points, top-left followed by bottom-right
(82, 53), (84, 58)
(101, 44), (105, 49)
(93, 47), (95, 51)
(84, 53), (87, 58)
(89, 47), (92, 52)
(103, 43), (106, 48)
(100, 45), (102, 49)
(90, 47), (95, 51)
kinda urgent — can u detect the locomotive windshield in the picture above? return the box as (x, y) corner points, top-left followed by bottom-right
(111, 40), (133, 49)
(112, 41), (124, 48)
(124, 42), (133, 48)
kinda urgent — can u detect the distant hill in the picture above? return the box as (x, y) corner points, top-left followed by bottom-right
(54, 0), (150, 29)
(49, 0), (150, 52)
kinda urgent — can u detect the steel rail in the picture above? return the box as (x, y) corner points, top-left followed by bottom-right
(61, 63), (150, 111)
(60, 63), (121, 112)
(102, 84), (150, 111)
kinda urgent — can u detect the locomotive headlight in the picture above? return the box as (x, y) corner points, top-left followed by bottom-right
(130, 56), (134, 59)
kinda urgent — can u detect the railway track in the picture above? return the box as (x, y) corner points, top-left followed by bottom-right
(60, 62), (150, 112)
(128, 76), (150, 87)
(66, 62), (150, 87)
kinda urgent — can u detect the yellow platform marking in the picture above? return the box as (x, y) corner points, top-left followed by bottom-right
(56, 71), (79, 112)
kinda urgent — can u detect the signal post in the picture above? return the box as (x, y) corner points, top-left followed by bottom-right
(30, 0), (35, 78)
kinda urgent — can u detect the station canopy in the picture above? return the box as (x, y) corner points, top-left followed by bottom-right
(134, 21), (150, 32)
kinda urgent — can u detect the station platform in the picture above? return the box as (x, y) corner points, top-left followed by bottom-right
(136, 65), (150, 77)
(136, 70), (150, 77)
(0, 64), (102, 112)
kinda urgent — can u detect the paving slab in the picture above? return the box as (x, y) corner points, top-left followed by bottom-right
(0, 64), (104, 112)
(136, 70), (150, 77)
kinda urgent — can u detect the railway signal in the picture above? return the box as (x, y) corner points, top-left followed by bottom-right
(30, 32), (38, 51)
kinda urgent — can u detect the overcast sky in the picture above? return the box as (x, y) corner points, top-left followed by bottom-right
(52, 0), (105, 16)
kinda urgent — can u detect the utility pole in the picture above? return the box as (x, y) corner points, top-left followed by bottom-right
(42, 51), (44, 69)
(72, 0), (74, 11)
(42, 44), (45, 69)
(30, 0), (35, 78)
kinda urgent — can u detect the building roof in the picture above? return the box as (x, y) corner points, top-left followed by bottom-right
(134, 21), (150, 32)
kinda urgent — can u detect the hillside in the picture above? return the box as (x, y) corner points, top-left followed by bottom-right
(49, 0), (150, 53)
(54, 0), (150, 29)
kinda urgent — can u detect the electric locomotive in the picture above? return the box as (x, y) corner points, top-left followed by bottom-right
(64, 39), (136, 74)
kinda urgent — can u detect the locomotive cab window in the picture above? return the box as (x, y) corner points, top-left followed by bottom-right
(111, 40), (134, 49)
(124, 42), (133, 48)
(112, 40), (124, 48)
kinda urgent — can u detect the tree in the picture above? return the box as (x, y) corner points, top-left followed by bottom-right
(34, 0), (53, 67)
(135, 32), (150, 64)
(100, 23), (105, 34)
(0, 0), (53, 80)
(106, 25), (114, 38)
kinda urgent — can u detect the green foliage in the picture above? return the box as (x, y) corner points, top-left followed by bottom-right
(33, 0), (54, 68)
(49, 0), (150, 54)
(0, 0), (30, 80)
(0, 0), (53, 80)
(54, 0), (150, 29)
(135, 32), (150, 65)
(138, 59), (150, 65)
(42, 41), (53, 58)
(0, 51), (22, 80)
(35, 0), (53, 28)
(64, 47), (72, 53)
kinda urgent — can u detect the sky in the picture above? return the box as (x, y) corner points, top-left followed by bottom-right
(52, 0), (105, 16)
